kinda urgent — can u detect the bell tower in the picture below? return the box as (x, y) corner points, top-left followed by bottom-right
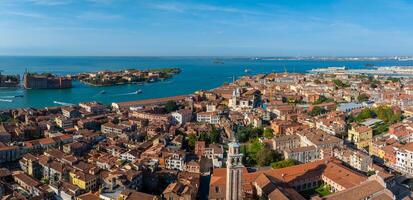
(226, 141), (243, 200)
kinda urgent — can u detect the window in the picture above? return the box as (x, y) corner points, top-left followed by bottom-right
(215, 186), (220, 193)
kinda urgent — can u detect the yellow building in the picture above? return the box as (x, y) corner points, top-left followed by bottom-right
(348, 124), (373, 150)
(70, 171), (97, 191)
(369, 139), (386, 159)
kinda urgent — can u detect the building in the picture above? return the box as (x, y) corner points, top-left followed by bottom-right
(164, 151), (186, 171)
(197, 112), (220, 124)
(396, 142), (413, 176)
(284, 146), (319, 164)
(0, 142), (20, 163)
(23, 73), (72, 89)
(171, 109), (193, 124)
(69, 171), (98, 191)
(0, 72), (19, 87)
(55, 116), (74, 129)
(101, 122), (136, 136)
(348, 124), (373, 149)
(209, 159), (369, 200)
(272, 135), (300, 152)
(111, 95), (188, 110)
(79, 101), (105, 114)
(312, 175), (394, 200)
(226, 141), (243, 200)
(333, 147), (372, 172)
(62, 106), (80, 118)
(19, 153), (42, 179)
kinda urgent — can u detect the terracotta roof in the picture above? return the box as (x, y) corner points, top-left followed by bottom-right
(77, 192), (99, 200)
(318, 179), (388, 200)
(13, 171), (41, 187)
(114, 95), (188, 108)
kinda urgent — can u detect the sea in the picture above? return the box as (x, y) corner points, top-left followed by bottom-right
(0, 56), (412, 110)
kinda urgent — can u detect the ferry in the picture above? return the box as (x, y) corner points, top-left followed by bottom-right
(244, 69), (252, 73)
(133, 90), (142, 94)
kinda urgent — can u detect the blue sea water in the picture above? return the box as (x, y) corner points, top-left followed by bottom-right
(0, 56), (412, 110)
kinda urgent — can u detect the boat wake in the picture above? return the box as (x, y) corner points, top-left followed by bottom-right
(0, 95), (24, 99)
(0, 99), (13, 103)
(116, 90), (142, 96)
(53, 101), (74, 106)
(0, 96), (15, 99)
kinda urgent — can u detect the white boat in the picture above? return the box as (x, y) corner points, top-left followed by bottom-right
(131, 90), (142, 94)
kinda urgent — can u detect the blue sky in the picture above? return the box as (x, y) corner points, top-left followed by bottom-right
(1, 0), (413, 56)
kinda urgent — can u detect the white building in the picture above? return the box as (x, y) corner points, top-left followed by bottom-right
(396, 142), (413, 175)
(165, 152), (186, 171)
(171, 109), (192, 124)
(197, 112), (220, 124)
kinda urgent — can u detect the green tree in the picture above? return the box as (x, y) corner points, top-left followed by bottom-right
(313, 95), (334, 105)
(256, 148), (280, 167)
(165, 100), (179, 112)
(387, 77), (400, 83)
(373, 105), (401, 123)
(355, 108), (375, 122)
(308, 106), (327, 116)
(332, 79), (349, 88)
(263, 128), (274, 139)
(209, 127), (220, 144)
(236, 125), (264, 143)
(271, 159), (297, 169)
(357, 93), (369, 102)
(187, 134), (196, 149)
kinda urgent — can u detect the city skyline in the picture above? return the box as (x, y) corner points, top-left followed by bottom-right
(1, 0), (413, 56)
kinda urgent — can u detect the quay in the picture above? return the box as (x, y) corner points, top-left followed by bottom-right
(310, 66), (413, 76)
(111, 94), (189, 110)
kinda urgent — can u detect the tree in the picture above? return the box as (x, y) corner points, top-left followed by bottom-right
(245, 138), (280, 167)
(387, 77), (400, 83)
(236, 125), (264, 143)
(373, 105), (401, 124)
(165, 101), (179, 112)
(187, 134), (196, 149)
(209, 127), (220, 144)
(308, 106), (327, 116)
(313, 95), (334, 105)
(357, 93), (369, 102)
(271, 159), (297, 169)
(355, 108), (375, 122)
(263, 128), (274, 139)
(255, 148), (280, 167)
(332, 79), (349, 88)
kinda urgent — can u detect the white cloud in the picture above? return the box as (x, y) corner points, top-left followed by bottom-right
(149, 2), (273, 17)
(0, 10), (49, 19)
(27, 0), (72, 5)
(77, 11), (122, 20)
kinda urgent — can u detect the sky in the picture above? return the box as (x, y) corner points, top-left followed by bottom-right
(1, 0), (413, 56)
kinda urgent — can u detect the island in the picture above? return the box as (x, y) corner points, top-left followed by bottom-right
(76, 68), (181, 86)
(0, 72), (20, 87)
